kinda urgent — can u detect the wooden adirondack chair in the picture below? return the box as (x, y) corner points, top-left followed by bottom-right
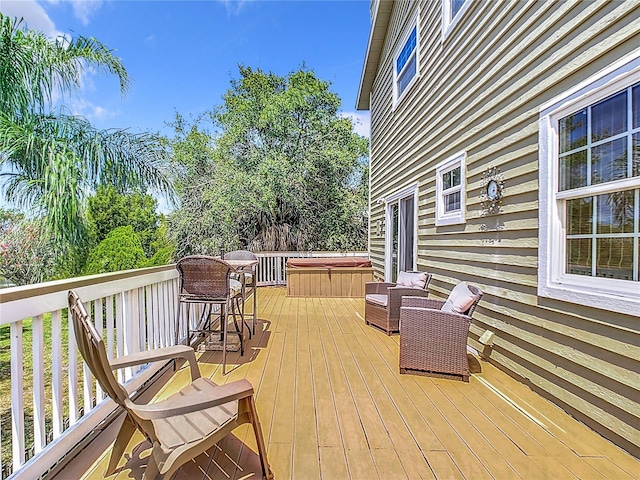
(68, 290), (273, 480)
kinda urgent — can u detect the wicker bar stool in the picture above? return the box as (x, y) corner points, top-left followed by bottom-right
(223, 250), (259, 336)
(175, 255), (245, 374)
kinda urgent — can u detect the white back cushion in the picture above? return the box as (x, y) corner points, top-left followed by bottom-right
(441, 282), (477, 314)
(396, 271), (428, 289)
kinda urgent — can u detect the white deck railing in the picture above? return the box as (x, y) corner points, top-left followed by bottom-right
(0, 251), (366, 479)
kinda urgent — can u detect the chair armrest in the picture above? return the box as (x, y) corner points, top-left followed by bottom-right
(388, 286), (429, 298)
(365, 282), (395, 295)
(401, 296), (444, 309)
(387, 287), (429, 319)
(109, 345), (200, 381)
(130, 379), (254, 420)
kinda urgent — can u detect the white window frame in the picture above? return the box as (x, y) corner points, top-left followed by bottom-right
(435, 151), (466, 226)
(392, 13), (419, 109)
(538, 50), (640, 316)
(442, 0), (471, 39)
(384, 184), (419, 282)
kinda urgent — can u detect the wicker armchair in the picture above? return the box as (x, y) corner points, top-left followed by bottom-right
(399, 283), (483, 382)
(364, 271), (432, 335)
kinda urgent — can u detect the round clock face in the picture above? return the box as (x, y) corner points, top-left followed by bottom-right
(487, 179), (499, 200)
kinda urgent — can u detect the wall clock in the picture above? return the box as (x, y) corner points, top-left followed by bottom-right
(480, 166), (504, 215)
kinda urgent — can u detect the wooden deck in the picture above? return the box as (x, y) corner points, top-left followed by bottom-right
(73, 287), (638, 480)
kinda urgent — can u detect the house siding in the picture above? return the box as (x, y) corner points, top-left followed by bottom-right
(367, 0), (640, 456)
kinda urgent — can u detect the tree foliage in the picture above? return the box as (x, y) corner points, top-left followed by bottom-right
(83, 225), (147, 275)
(87, 186), (161, 257)
(0, 14), (172, 247)
(169, 66), (369, 256)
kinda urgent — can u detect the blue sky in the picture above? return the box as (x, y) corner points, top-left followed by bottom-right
(0, 0), (371, 136)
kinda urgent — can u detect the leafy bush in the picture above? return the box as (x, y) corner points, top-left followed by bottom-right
(83, 226), (148, 275)
(0, 217), (61, 285)
(147, 245), (174, 267)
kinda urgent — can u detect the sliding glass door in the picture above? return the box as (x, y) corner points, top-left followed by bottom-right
(386, 188), (416, 282)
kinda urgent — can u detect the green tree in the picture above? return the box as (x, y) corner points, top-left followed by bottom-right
(169, 66), (369, 256)
(87, 186), (161, 257)
(83, 225), (147, 275)
(0, 14), (172, 247)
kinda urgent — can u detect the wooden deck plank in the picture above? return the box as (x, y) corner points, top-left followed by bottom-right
(478, 363), (606, 457)
(73, 289), (640, 480)
(318, 446), (350, 479)
(323, 298), (436, 479)
(309, 298), (351, 478)
(423, 451), (464, 480)
(308, 298), (345, 449)
(268, 296), (297, 445)
(444, 380), (549, 479)
(314, 298), (378, 477)
(292, 298), (321, 480)
(583, 457), (638, 480)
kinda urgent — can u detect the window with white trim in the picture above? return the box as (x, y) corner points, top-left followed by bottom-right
(436, 152), (466, 226)
(393, 20), (418, 106)
(538, 55), (640, 316)
(443, 0), (470, 36)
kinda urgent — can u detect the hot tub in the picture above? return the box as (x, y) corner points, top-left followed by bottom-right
(286, 257), (373, 297)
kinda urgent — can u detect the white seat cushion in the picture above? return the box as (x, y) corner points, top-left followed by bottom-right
(229, 279), (243, 297)
(441, 282), (477, 314)
(365, 294), (388, 307)
(396, 271), (428, 289)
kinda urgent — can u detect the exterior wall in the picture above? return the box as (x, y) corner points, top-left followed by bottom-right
(367, 0), (640, 456)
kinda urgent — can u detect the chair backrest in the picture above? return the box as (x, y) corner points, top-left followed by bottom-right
(223, 249), (258, 261)
(176, 255), (233, 300)
(465, 284), (483, 317)
(68, 290), (129, 406)
(397, 270), (432, 290)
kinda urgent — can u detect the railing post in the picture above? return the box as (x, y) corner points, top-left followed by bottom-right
(11, 320), (25, 469)
(94, 298), (104, 402)
(68, 309), (79, 425)
(51, 309), (63, 439)
(116, 292), (125, 383)
(32, 314), (46, 454)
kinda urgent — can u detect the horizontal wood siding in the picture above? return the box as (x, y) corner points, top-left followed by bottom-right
(368, 0), (640, 456)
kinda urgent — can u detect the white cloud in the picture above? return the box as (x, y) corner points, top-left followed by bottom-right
(0, 0), (64, 38)
(70, 98), (118, 121)
(69, 0), (103, 26)
(218, 0), (253, 16)
(340, 111), (371, 138)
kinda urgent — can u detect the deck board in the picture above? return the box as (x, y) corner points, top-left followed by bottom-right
(71, 287), (639, 480)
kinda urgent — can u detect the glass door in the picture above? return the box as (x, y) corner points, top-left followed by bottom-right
(386, 192), (415, 282)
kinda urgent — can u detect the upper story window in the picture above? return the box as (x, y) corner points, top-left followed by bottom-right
(451, 0), (466, 18)
(443, 0), (471, 37)
(393, 20), (418, 107)
(436, 151), (466, 226)
(538, 54), (640, 316)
